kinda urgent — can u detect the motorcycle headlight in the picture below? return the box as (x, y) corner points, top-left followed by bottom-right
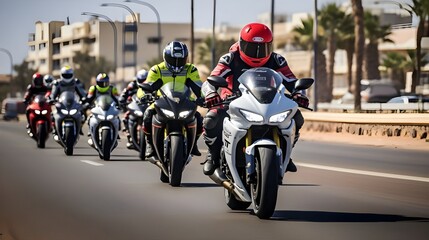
(239, 109), (263, 122)
(269, 110), (292, 123)
(178, 110), (191, 119)
(135, 110), (143, 117)
(97, 114), (106, 120)
(106, 115), (115, 120)
(69, 109), (78, 115)
(61, 109), (69, 115)
(41, 110), (48, 115)
(161, 109), (175, 118)
(35, 110), (41, 115)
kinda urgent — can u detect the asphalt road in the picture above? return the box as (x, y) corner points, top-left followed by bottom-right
(0, 121), (428, 240)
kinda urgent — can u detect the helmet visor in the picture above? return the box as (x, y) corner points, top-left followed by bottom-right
(62, 73), (73, 79)
(97, 80), (109, 88)
(239, 39), (272, 59)
(165, 55), (187, 69)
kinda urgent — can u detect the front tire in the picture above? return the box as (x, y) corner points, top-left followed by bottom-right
(64, 126), (75, 156)
(101, 129), (112, 161)
(251, 146), (279, 219)
(169, 135), (184, 187)
(37, 123), (47, 148)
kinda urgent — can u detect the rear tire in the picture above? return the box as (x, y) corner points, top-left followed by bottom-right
(251, 146), (279, 219)
(37, 124), (46, 148)
(101, 129), (112, 161)
(169, 135), (184, 187)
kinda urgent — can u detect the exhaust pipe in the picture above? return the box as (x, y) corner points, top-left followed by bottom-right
(148, 157), (168, 176)
(209, 169), (235, 192)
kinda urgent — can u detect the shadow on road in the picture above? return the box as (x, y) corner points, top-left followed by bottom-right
(281, 183), (320, 187)
(270, 210), (429, 222)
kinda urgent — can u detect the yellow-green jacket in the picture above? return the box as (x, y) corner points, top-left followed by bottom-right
(137, 62), (202, 101)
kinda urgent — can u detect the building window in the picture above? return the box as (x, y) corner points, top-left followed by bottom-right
(40, 59), (46, 64)
(63, 41), (69, 46)
(39, 43), (46, 50)
(73, 39), (80, 44)
(30, 45), (35, 51)
(53, 60), (61, 70)
(148, 37), (161, 44)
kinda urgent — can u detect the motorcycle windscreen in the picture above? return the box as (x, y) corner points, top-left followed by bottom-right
(59, 91), (77, 108)
(95, 95), (114, 111)
(238, 68), (282, 104)
(159, 81), (191, 102)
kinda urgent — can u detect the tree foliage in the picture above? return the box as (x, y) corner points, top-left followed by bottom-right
(72, 51), (114, 88)
(196, 37), (236, 71)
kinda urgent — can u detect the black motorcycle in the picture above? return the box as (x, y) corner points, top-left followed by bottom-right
(142, 81), (199, 187)
(125, 95), (150, 160)
(52, 91), (83, 155)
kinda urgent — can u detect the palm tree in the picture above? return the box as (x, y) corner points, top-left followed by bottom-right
(292, 15), (329, 102)
(364, 11), (393, 80)
(196, 37), (236, 71)
(405, 0), (429, 92)
(337, 13), (355, 93)
(319, 3), (347, 102)
(381, 52), (408, 89)
(351, 0), (365, 112)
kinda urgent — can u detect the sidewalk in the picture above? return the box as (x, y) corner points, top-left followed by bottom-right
(301, 129), (429, 151)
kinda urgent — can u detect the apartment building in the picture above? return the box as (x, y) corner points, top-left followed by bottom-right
(27, 15), (200, 84)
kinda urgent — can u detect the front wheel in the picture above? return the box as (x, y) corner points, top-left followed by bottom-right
(169, 135), (184, 187)
(251, 146), (279, 219)
(64, 125), (75, 156)
(37, 123), (47, 148)
(101, 129), (112, 161)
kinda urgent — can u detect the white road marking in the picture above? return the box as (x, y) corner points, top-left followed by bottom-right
(296, 162), (429, 183)
(80, 160), (104, 166)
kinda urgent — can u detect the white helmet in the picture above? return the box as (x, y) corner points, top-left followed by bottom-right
(43, 74), (54, 88)
(60, 66), (74, 83)
(135, 69), (148, 87)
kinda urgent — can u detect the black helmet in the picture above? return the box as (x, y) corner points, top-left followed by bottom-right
(163, 41), (188, 73)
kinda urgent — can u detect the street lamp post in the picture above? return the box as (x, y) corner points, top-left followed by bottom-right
(313, 0), (318, 111)
(81, 12), (118, 81)
(124, 0), (162, 59)
(211, 0), (216, 69)
(101, 3), (138, 82)
(0, 48), (14, 95)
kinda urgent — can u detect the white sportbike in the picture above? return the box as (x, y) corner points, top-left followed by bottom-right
(207, 67), (314, 219)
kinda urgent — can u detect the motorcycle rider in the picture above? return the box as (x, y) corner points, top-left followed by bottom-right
(201, 22), (310, 176)
(119, 69), (148, 148)
(43, 74), (55, 91)
(24, 73), (51, 129)
(138, 41), (204, 158)
(84, 73), (120, 139)
(49, 66), (87, 136)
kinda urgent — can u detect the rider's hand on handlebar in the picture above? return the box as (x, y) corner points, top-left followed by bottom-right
(195, 97), (204, 107)
(293, 93), (309, 108)
(205, 93), (222, 108)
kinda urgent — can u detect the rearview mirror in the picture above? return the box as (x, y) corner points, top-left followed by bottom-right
(294, 78), (314, 93)
(207, 76), (228, 88)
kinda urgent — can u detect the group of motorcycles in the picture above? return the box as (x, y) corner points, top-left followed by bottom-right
(24, 68), (314, 219)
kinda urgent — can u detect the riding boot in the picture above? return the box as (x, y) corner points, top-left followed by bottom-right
(202, 135), (221, 175)
(190, 135), (202, 156)
(145, 134), (155, 158)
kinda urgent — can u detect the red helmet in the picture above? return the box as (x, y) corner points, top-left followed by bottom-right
(239, 23), (273, 67)
(32, 73), (44, 88)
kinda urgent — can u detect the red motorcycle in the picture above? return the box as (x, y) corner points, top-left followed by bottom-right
(27, 94), (52, 148)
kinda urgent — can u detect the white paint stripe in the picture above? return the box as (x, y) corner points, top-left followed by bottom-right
(296, 162), (429, 183)
(80, 160), (104, 166)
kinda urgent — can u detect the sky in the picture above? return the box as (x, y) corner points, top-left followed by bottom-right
(0, 0), (403, 74)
